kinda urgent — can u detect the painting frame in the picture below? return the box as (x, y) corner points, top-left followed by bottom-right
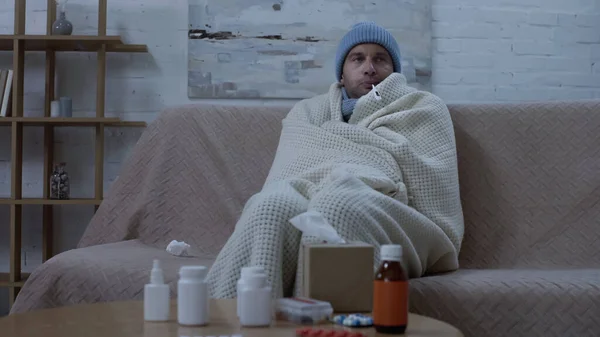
(188, 0), (432, 99)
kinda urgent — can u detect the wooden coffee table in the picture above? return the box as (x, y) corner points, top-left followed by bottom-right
(0, 299), (463, 337)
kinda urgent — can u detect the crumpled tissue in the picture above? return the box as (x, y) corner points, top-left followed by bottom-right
(166, 240), (191, 256)
(289, 210), (346, 244)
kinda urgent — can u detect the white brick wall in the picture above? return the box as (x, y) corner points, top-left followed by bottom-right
(0, 0), (599, 313)
(432, 0), (600, 102)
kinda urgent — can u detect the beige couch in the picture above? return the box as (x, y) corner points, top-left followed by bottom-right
(10, 101), (600, 337)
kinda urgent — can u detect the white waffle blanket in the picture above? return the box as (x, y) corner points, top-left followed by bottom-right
(206, 73), (464, 298)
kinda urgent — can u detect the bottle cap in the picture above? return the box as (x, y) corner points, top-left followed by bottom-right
(245, 273), (267, 288)
(380, 244), (402, 262)
(179, 265), (207, 280)
(241, 266), (265, 279)
(150, 259), (164, 284)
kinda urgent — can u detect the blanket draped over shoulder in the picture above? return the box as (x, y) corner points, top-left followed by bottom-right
(206, 73), (464, 298)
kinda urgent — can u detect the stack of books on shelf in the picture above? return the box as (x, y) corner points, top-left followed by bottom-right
(0, 69), (13, 117)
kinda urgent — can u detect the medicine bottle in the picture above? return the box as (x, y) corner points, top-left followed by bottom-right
(237, 266), (266, 317)
(143, 259), (170, 322)
(239, 273), (272, 327)
(177, 265), (209, 326)
(372, 244), (408, 334)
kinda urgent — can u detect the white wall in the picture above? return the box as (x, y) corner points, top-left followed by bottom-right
(432, 0), (600, 102)
(0, 0), (599, 313)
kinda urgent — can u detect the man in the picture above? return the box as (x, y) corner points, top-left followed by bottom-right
(335, 21), (402, 122)
(206, 21), (464, 299)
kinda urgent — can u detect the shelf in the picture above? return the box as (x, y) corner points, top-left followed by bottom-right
(0, 117), (147, 127)
(106, 44), (148, 53)
(0, 272), (30, 287)
(0, 35), (147, 52)
(0, 198), (103, 205)
(105, 121), (147, 127)
(1, 0), (146, 312)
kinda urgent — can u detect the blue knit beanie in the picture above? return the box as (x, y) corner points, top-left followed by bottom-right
(335, 21), (402, 81)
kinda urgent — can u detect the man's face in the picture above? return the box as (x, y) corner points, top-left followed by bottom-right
(340, 43), (394, 99)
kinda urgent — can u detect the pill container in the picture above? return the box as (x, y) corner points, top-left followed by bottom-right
(275, 297), (333, 324)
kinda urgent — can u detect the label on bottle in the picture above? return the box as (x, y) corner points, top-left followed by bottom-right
(372, 280), (408, 327)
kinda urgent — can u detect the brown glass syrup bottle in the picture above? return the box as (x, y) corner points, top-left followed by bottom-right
(372, 244), (408, 334)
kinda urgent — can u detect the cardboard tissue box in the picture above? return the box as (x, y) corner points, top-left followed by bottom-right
(290, 210), (375, 313)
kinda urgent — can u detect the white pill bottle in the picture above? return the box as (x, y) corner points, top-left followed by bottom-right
(177, 265), (209, 326)
(237, 266), (265, 317)
(239, 273), (272, 327)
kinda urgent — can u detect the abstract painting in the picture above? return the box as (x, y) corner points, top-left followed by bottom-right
(188, 0), (432, 99)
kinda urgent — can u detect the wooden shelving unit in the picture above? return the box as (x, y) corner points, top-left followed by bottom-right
(0, 198), (103, 205)
(0, 35), (147, 52)
(0, 0), (148, 311)
(0, 117), (147, 126)
(0, 272), (29, 288)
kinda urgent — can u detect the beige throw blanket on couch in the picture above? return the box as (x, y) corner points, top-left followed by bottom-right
(207, 73), (465, 298)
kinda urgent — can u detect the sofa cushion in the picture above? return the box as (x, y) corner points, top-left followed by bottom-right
(77, 105), (290, 256)
(449, 101), (600, 269)
(410, 268), (600, 337)
(10, 240), (216, 314)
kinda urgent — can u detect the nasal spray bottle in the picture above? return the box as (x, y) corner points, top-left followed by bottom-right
(144, 259), (171, 322)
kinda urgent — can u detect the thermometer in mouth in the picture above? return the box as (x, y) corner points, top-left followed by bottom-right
(372, 84), (382, 101)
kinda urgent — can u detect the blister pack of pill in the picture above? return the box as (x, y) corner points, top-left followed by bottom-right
(332, 314), (373, 327)
(296, 327), (365, 337)
(179, 335), (242, 337)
